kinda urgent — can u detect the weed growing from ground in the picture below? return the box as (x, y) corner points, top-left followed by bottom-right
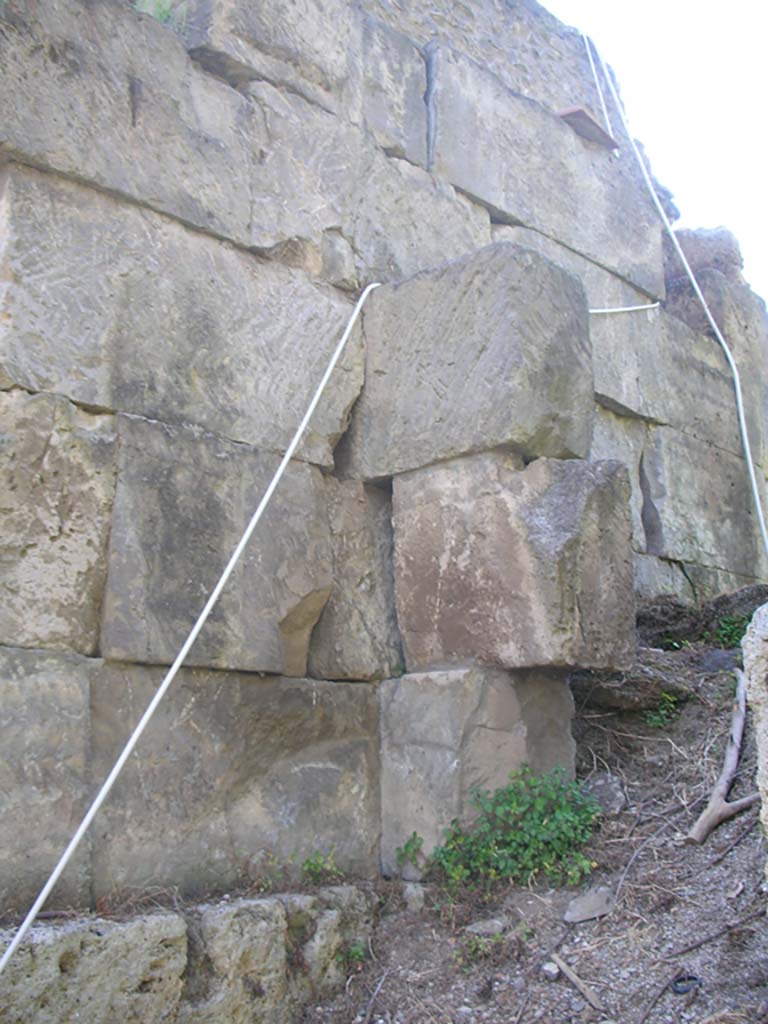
(643, 690), (680, 729)
(427, 766), (599, 894)
(133, 0), (187, 26)
(336, 941), (367, 971)
(711, 614), (751, 649)
(395, 831), (425, 874)
(301, 851), (343, 886)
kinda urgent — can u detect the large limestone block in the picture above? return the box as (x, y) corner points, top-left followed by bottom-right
(0, 391), (116, 654)
(309, 479), (403, 681)
(393, 453), (635, 671)
(178, 887), (374, 1024)
(184, 2), (427, 166)
(339, 243), (593, 480)
(0, 647), (92, 914)
(641, 426), (768, 579)
(379, 668), (576, 875)
(361, 0), (612, 120)
(178, 897), (290, 1024)
(0, 166), (360, 466)
(91, 664), (379, 897)
(492, 225), (651, 312)
(633, 553), (763, 604)
(741, 604), (768, 882)
(430, 46), (664, 297)
(101, 415), (332, 674)
(245, 82), (489, 282)
(0, 913), (187, 1024)
(0, 0), (253, 242)
(590, 406), (647, 551)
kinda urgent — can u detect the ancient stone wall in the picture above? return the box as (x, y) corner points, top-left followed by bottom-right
(1, 0), (767, 922)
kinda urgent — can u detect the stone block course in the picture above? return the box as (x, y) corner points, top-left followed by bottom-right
(0, 646), (93, 914)
(101, 414), (332, 675)
(429, 45), (664, 298)
(379, 668), (575, 875)
(393, 452), (635, 672)
(0, 390), (116, 654)
(0, 913), (187, 1024)
(309, 479), (403, 681)
(91, 664), (379, 898)
(339, 242), (593, 480)
(0, 0), (254, 243)
(0, 165), (361, 466)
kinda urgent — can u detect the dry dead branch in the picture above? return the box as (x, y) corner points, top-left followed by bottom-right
(550, 952), (604, 1011)
(687, 670), (760, 844)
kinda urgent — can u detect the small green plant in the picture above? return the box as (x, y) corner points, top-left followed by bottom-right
(300, 851), (343, 886)
(453, 933), (504, 970)
(395, 831), (424, 873)
(660, 636), (692, 651)
(336, 941), (367, 970)
(133, 0), (187, 26)
(711, 614), (751, 649)
(643, 690), (679, 729)
(428, 766), (599, 894)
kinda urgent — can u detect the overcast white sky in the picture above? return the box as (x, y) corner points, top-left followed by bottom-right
(541, 1), (768, 303)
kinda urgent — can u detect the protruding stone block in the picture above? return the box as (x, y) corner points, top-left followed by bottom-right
(101, 415), (332, 674)
(309, 480), (403, 681)
(0, 647), (93, 914)
(0, 913), (187, 1024)
(340, 243), (593, 480)
(640, 427), (768, 579)
(741, 603), (768, 885)
(91, 665), (379, 897)
(379, 668), (575, 875)
(0, 391), (116, 654)
(0, 0), (253, 242)
(393, 453), (635, 672)
(0, 166), (360, 466)
(590, 406), (647, 551)
(430, 46), (664, 297)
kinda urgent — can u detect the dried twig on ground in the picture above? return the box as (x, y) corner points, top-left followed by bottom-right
(637, 967), (684, 1024)
(361, 969), (391, 1024)
(663, 907), (766, 958)
(707, 815), (759, 867)
(550, 952), (604, 1011)
(687, 670), (760, 844)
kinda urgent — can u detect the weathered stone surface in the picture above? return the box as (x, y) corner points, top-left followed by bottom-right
(430, 46), (663, 297)
(0, 166), (360, 466)
(91, 664), (379, 897)
(640, 426), (768, 579)
(633, 553), (764, 604)
(178, 887), (374, 1024)
(0, 913), (186, 1024)
(184, 3), (427, 166)
(590, 407), (647, 551)
(380, 668), (575, 875)
(664, 227), (744, 285)
(741, 603), (768, 883)
(393, 453), (634, 672)
(348, 154), (491, 283)
(309, 479), (403, 681)
(582, 773), (626, 816)
(0, 391), (116, 654)
(245, 82), (489, 282)
(0, 647), (92, 913)
(178, 897), (290, 1024)
(0, 0), (253, 242)
(101, 415), (332, 674)
(492, 224), (651, 310)
(339, 243), (593, 480)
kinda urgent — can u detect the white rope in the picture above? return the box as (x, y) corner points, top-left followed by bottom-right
(581, 30), (613, 138)
(590, 302), (660, 315)
(582, 35), (768, 562)
(0, 281), (381, 977)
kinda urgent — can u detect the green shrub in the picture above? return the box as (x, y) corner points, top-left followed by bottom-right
(301, 851), (343, 885)
(712, 614), (751, 649)
(643, 690), (679, 728)
(429, 766), (599, 893)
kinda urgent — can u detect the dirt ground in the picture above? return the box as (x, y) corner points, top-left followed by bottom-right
(303, 627), (768, 1024)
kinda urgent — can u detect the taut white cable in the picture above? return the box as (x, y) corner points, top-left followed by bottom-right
(589, 302), (660, 315)
(583, 35), (768, 562)
(0, 281), (381, 977)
